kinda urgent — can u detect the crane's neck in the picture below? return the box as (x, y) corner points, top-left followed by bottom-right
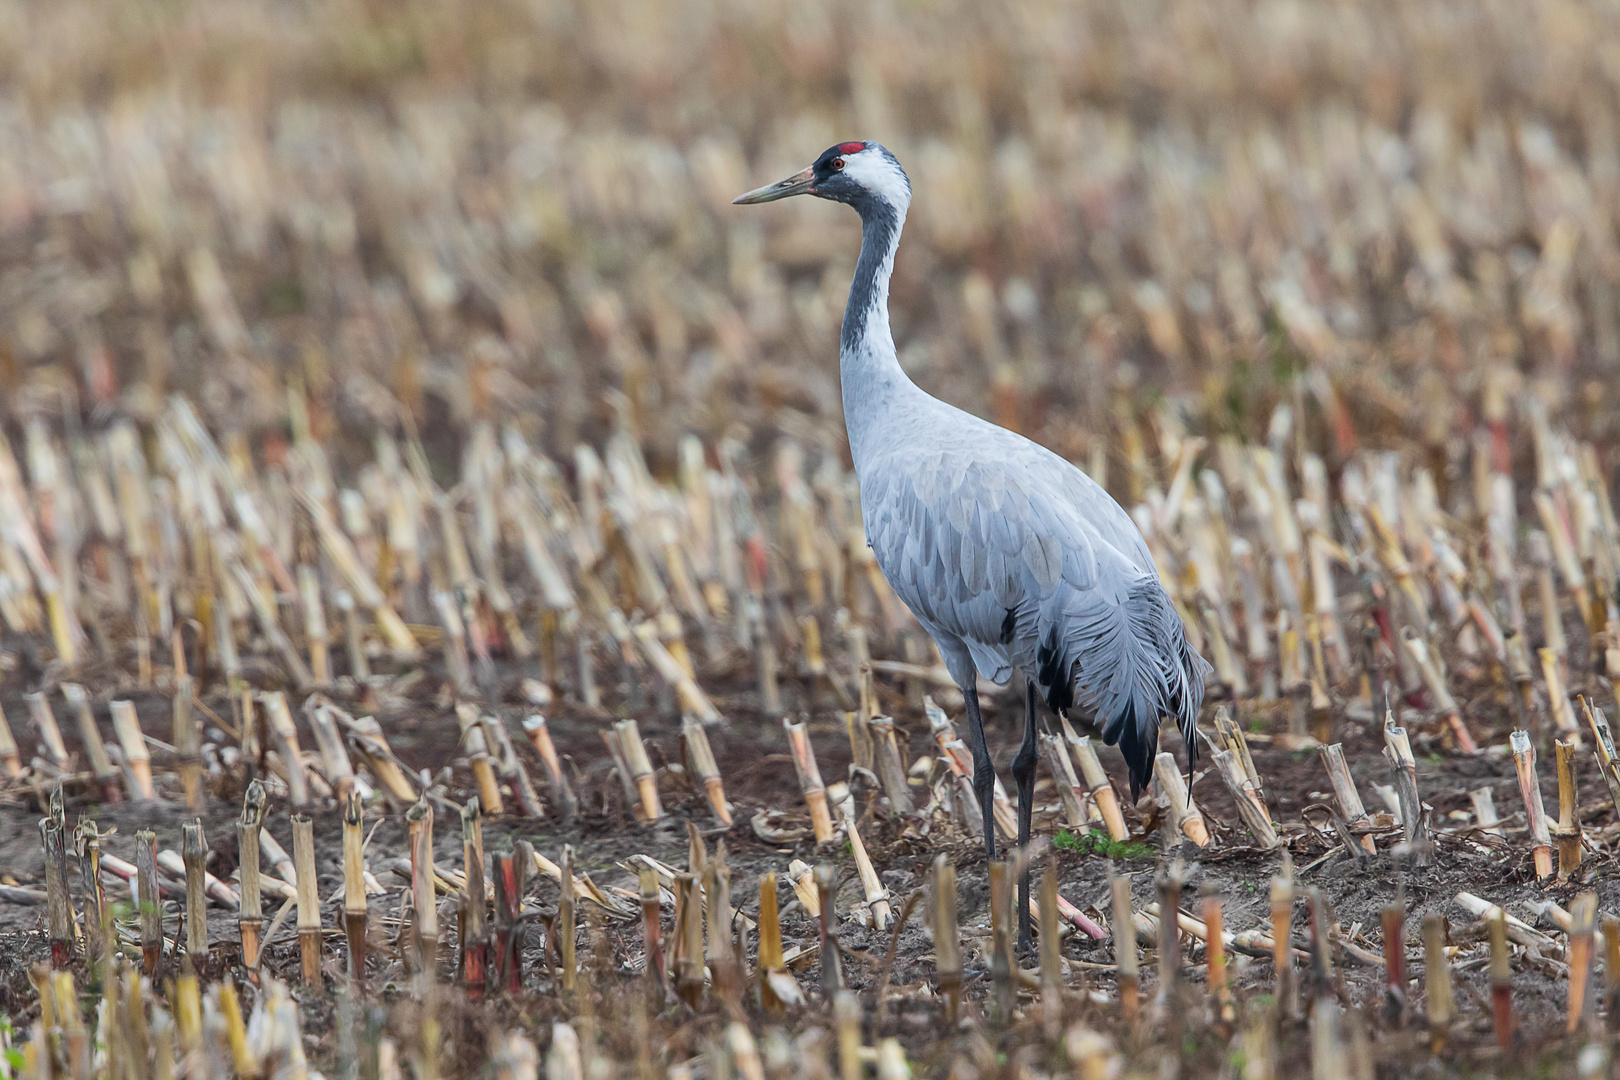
(840, 196), (917, 465)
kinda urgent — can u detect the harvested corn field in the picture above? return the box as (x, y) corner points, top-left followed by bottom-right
(3, 0), (1620, 1077)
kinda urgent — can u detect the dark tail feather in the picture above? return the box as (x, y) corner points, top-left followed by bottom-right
(1112, 699), (1158, 800)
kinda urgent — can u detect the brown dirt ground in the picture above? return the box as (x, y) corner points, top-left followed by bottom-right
(0, 639), (1615, 1077)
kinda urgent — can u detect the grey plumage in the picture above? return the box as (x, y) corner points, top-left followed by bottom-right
(736, 139), (1210, 948)
(860, 422), (1207, 795)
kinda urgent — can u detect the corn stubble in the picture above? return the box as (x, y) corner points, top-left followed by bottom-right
(4, 0), (1620, 1075)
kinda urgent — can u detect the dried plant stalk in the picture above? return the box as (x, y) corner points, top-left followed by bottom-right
(1318, 744), (1375, 853)
(62, 686), (120, 801)
(305, 698), (356, 795)
(1423, 913), (1452, 1052)
(845, 704), (874, 773)
(1403, 634), (1479, 752)
(834, 991), (862, 1080)
(1488, 906), (1512, 1050)
(457, 800), (488, 997)
(867, 716), (915, 817)
(1580, 701), (1620, 809)
(672, 872), (703, 1008)
(263, 692), (311, 807)
(783, 720), (834, 842)
(136, 829), (161, 976)
(0, 703), (19, 777)
(1553, 739), (1582, 879)
(633, 620), (722, 723)
(1510, 730), (1554, 879)
(523, 715), (578, 821)
(836, 794), (890, 930)
(1072, 734), (1128, 842)
(931, 855), (960, 1023)
(703, 845), (740, 1006)
(682, 717), (731, 826)
(26, 692), (68, 768)
(407, 798), (438, 975)
(75, 820), (107, 971)
(1538, 647), (1583, 743)
(756, 872), (784, 1011)
(171, 676), (201, 810)
(343, 790), (367, 987)
(293, 815), (321, 987)
(455, 704), (504, 816)
(1202, 884), (1233, 1029)
(988, 860), (1014, 1019)
(1039, 733), (1088, 827)
(1210, 749), (1278, 847)
(1383, 722), (1428, 864)
(616, 719), (662, 822)
(1271, 856), (1295, 1017)
(816, 863), (843, 995)
(1153, 753), (1209, 846)
(1469, 787), (1503, 837)
(1110, 870), (1138, 1022)
(1567, 892), (1597, 1033)
(183, 819), (208, 960)
(1155, 865), (1183, 1023)
(1381, 901), (1405, 1024)
(1038, 865), (1063, 1038)
(107, 699), (154, 800)
(238, 783), (265, 970)
(41, 818), (71, 968)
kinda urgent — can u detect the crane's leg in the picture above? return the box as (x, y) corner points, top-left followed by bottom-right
(1011, 679), (1039, 954)
(962, 684), (997, 862)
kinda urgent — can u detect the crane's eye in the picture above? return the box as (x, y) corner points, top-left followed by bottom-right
(832, 158), (845, 171)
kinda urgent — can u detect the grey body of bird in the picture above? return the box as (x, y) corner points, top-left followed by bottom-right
(736, 140), (1210, 948)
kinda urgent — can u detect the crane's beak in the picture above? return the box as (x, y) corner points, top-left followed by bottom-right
(732, 166), (816, 204)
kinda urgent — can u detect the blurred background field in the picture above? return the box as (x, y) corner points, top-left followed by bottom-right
(5, 0), (1620, 474)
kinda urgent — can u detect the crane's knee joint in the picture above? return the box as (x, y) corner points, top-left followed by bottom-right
(1010, 747), (1036, 785)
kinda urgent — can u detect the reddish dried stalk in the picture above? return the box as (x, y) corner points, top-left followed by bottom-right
(1381, 902), (1405, 1024)
(460, 799), (488, 998)
(1510, 730), (1554, 880)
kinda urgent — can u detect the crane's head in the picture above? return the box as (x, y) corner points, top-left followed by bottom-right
(733, 141), (911, 215)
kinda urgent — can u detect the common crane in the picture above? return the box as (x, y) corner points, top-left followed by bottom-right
(735, 141), (1209, 950)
